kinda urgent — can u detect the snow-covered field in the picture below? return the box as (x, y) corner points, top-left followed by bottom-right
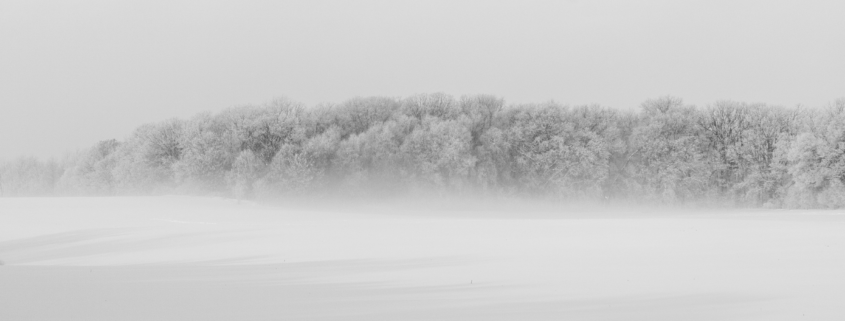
(1, 197), (843, 320)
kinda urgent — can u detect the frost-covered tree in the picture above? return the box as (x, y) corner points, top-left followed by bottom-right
(781, 99), (845, 208)
(255, 144), (316, 196)
(401, 93), (461, 121)
(698, 101), (753, 197)
(332, 96), (401, 138)
(629, 97), (710, 203)
(499, 103), (611, 199)
(218, 98), (305, 164)
(109, 119), (185, 194)
(334, 116), (413, 194)
(56, 139), (120, 195)
(400, 117), (476, 190)
(227, 150), (265, 200)
(459, 94), (504, 149)
(733, 105), (800, 205)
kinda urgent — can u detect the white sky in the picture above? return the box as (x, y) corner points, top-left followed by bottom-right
(1, 0), (844, 160)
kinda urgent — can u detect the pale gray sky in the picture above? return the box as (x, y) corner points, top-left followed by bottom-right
(1, 0), (843, 160)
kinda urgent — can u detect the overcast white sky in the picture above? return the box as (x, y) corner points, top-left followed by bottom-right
(1, 0), (844, 160)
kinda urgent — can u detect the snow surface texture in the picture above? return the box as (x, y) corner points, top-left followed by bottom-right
(0, 197), (843, 320)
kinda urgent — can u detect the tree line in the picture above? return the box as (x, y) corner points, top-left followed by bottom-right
(2, 94), (845, 208)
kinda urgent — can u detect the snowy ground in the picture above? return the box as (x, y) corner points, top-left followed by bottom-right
(1, 197), (844, 320)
